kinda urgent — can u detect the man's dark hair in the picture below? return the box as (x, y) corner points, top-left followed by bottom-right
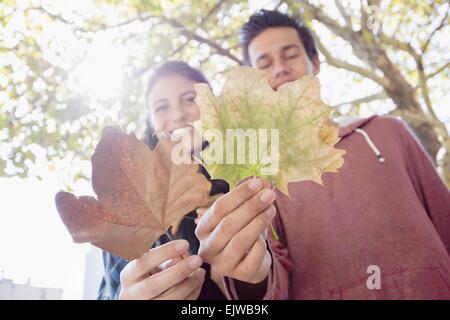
(240, 10), (318, 65)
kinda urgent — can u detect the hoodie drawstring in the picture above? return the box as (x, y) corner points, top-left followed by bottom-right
(354, 128), (386, 163)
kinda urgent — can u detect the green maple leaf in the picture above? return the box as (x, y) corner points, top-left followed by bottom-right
(194, 66), (345, 197)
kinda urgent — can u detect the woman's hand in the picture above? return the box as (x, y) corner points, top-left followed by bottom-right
(118, 240), (205, 300)
(195, 207), (228, 297)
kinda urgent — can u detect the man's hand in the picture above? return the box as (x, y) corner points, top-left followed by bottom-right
(195, 178), (276, 284)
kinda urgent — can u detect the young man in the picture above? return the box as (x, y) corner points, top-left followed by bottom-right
(195, 10), (450, 299)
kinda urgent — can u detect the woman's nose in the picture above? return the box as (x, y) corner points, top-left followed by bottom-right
(171, 106), (188, 123)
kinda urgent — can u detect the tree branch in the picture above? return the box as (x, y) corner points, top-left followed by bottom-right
(132, 40), (191, 78)
(332, 90), (388, 108)
(298, 0), (353, 42)
(274, 0), (285, 11)
(30, 6), (75, 27)
(159, 16), (242, 65)
(201, 0), (228, 25)
(378, 30), (433, 114)
(334, 0), (352, 27)
(310, 29), (390, 87)
(29, 5), (154, 33)
(377, 12), (447, 121)
(426, 61), (450, 80)
(379, 32), (421, 61)
(29, 6), (242, 65)
(359, 0), (370, 35)
(421, 4), (449, 53)
(416, 58), (438, 121)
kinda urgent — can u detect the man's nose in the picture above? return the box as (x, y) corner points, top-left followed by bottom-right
(272, 60), (291, 78)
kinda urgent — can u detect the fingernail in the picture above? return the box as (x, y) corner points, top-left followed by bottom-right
(174, 241), (189, 254)
(260, 189), (275, 202)
(265, 206), (276, 219)
(188, 256), (203, 269)
(249, 179), (262, 190)
(195, 268), (206, 281)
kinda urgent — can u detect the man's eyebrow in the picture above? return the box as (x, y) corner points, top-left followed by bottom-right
(255, 44), (302, 63)
(280, 44), (301, 52)
(255, 53), (270, 64)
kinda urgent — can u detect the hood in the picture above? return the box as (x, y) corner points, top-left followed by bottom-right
(337, 115), (386, 163)
(338, 115), (378, 138)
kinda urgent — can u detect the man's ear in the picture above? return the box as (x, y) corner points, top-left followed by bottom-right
(312, 56), (320, 75)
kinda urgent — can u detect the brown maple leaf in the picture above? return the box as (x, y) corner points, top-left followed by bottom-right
(55, 126), (212, 260)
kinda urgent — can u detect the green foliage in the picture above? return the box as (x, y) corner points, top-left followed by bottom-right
(0, 0), (251, 184)
(0, 0), (448, 186)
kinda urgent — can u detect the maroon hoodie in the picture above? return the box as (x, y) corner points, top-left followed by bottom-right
(224, 115), (450, 299)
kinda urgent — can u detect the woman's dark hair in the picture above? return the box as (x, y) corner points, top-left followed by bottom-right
(142, 61), (209, 150)
(240, 9), (318, 65)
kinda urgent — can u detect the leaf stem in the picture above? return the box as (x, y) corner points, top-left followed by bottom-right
(165, 231), (174, 241)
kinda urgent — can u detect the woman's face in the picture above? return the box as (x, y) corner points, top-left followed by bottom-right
(148, 73), (201, 135)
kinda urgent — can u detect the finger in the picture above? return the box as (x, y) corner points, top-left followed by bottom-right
(185, 275), (205, 300)
(133, 255), (203, 299)
(185, 285), (203, 300)
(195, 207), (208, 225)
(155, 268), (206, 300)
(215, 206), (275, 275)
(196, 178), (264, 237)
(196, 207), (208, 218)
(262, 227), (268, 241)
(204, 194), (275, 256)
(232, 238), (271, 283)
(261, 178), (272, 189)
(122, 240), (189, 284)
(159, 256), (183, 270)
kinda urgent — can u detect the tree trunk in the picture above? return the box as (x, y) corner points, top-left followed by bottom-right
(390, 108), (450, 187)
(442, 140), (450, 187)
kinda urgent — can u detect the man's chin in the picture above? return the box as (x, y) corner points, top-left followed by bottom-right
(273, 79), (297, 91)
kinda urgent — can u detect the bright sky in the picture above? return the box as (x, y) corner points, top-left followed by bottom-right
(0, 176), (91, 299)
(1, 0), (448, 300)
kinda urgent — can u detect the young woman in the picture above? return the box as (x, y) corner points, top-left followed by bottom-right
(98, 61), (229, 300)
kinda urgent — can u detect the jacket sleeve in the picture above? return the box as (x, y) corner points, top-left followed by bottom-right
(398, 118), (450, 254)
(97, 251), (127, 300)
(222, 197), (293, 300)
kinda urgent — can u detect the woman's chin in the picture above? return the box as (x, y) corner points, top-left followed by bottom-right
(169, 126), (204, 156)
(171, 126), (193, 137)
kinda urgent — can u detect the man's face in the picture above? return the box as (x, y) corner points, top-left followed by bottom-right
(248, 27), (320, 91)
